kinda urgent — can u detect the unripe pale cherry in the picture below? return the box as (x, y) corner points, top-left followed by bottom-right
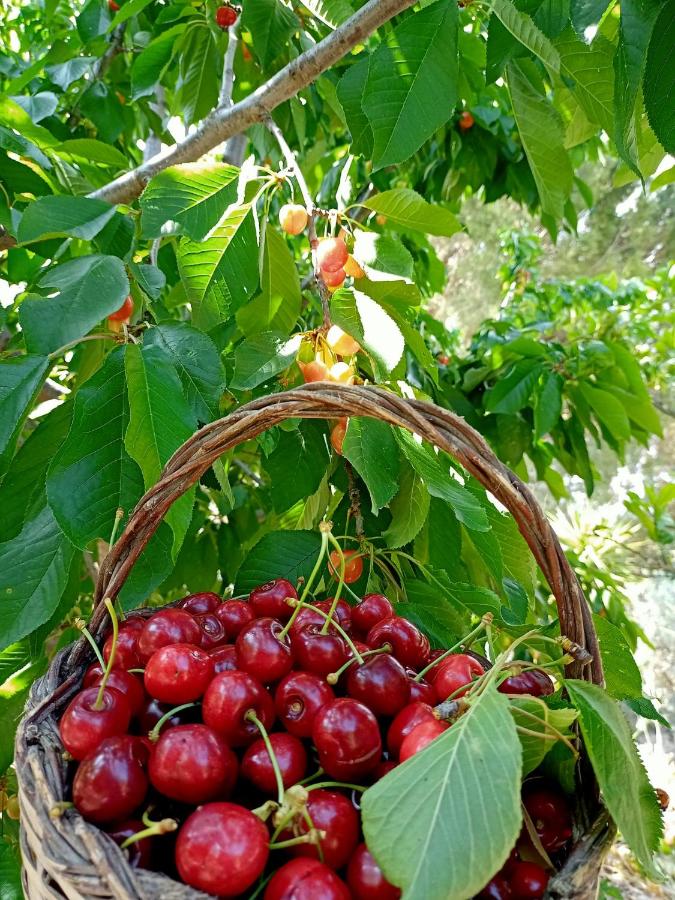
(326, 324), (360, 356)
(322, 267), (346, 289)
(326, 361), (355, 384)
(317, 237), (349, 272)
(279, 203), (308, 235)
(344, 254), (366, 279)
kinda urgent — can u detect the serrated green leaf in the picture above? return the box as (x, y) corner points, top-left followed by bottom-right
(592, 613), (644, 701)
(342, 418), (399, 514)
(402, 578), (469, 646)
(337, 58), (373, 157)
(54, 139), (129, 169)
(263, 422), (329, 512)
(356, 189), (461, 238)
(0, 354), (50, 478)
(534, 371), (563, 439)
(510, 697), (578, 775)
(235, 530), (323, 595)
(297, 0), (354, 28)
(77, 0), (111, 42)
(330, 289), (404, 378)
(176, 23), (219, 125)
(242, 0), (299, 69)
(486, 359), (543, 413)
(570, 0), (613, 36)
(491, 0), (561, 72)
(18, 195), (115, 243)
(237, 226), (301, 337)
(352, 231), (414, 282)
(644, 2), (675, 154)
(231, 332), (302, 391)
(384, 466), (430, 548)
(108, 0), (155, 28)
(131, 24), (185, 100)
(555, 27), (614, 134)
(579, 382), (631, 440)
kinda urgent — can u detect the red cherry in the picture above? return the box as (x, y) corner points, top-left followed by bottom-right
(367, 616), (430, 669)
(73, 735), (148, 823)
(249, 578), (298, 621)
(175, 803), (269, 896)
(322, 266), (346, 289)
(83, 664), (145, 716)
(432, 654), (484, 702)
(291, 624), (349, 678)
(135, 696), (196, 733)
(459, 110), (475, 131)
(288, 605), (325, 635)
(265, 858), (351, 900)
(399, 718), (448, 762)
(106, 819), (153, 869)
(317, 237), (349, 273)
(329, 549), (362, 584)
(149, 723), (238, 804)
(180, 591), (221, 614)
(509, 861), (550, 899)
(59, 686), (131, 760)
(209, 643), (238, 673)
(122, 614), (146, 631)
(407, 672), (435, 705)
(236, 617), (294, 683)
(108, 0), (120, 12)
(215, 5), (238, 29)
(352, 594), (394, 637)
(437, 354), (450, 366)
(137, 609), (201, 663)
(281, 789), (358, 869)
(523, 786), (572, 851)
(312, 698), (382, 780)
(347, 842), (401, 900)
(346, 653), (410, 717)
(386, 701), (436, 758)
(315, 598), (352, 634)
(202, 670), (275, 747)
(144, 643), (213, 704)
(372, 759), (397, 780)
(274, 671), (335, 738)
(194, 612), (228, 650)
(330, 418), (347, 455)
(498, 669), (554, 698)
(215, 599), (254, 639)
(103, 625), (141, 671)
(108, 295), (134, 322)
(478, 875), (513, 899)
(241, 732), (307, 795)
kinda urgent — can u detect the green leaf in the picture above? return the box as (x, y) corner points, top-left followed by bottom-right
(555, 27), (615, 134)
(579, 382), (631, 440)
(145, 323), (226, 422)
(363, 0), (458, 170)
(644, 1), (675, 154)
(491, 0), (561, 72)
(534, 371), (563, 438)
(342, 418), (399, 514)
(297, 0), (354, 28)
(263, 422), (330, 512)
(337, 58), (373, 157)
(507, 60), (573, 219)
(592, 613), (643, 702)
(20, 255), (129, 356)
(124, 344), (197, 557)
(242, 0), (299, 69)
(0, 355), (50, 477)
(570, 0), (612, 36)
(0, 841), (26, 899)
(402, 578), (469, 646)
(566, 680), (663, 877)
(485, 359), (543, 413)
(129, 262), (166, 301)
(118, 523), (175, 610)
(53, 139), (129, 170)
(237, 227), (301, 337)
(176, 23), (219, 125)
(108, 0), (155, 28)
(384, 466), (430, 548)
(235, 530), (323, 595)
(356, 189), (462, 238)
(131, 24), (185, 100)
(362, 682), (522, 900)
(178, 204), (259, 330)
(231, 332), (302, 391)
(353, 231), (414, 281)
(77, 0), (111, 42)
(17, 195), (115, 244)
(330, 290), (404, 378)
(485, 503), (537, 598)
(140, 162), (239, 241)
(510, 698), (578, 775)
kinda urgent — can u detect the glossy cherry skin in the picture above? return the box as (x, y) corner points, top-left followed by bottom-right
(386, 701), (436, 758)
(249, 578), (297, 621)
(236, 617), (294, 683)
(399, 718), (449, 762)
(432, 654), (484, 701)
(144, 643), (213, 704)
(372, 759), (397, 780)
(73, 735), (148, 823)
(288, 605), (324, 635)
(265, 858), (351, 900)
(478, 875), (513, 899)
(180, 591), (221, 614)
(136, 696), (196, 733)
(367, 617), (430, 670)
(498, 669), (554, 698)
(60, 686), (131, 760)
(509, 861), (550, 899)
(175, 802), (269, 897)
(281, 789), (359, 869)
(104, 625), (142, 671)
(106, 818), (153, 869)
(352, 594), (394, 637)
(312, 697), (382, 780)
(241, 732), (307, 794)
(291, 624), (349, 678)
(209, 643), (238, 673)
(194, 612), (227, 650)
(407, 672), (436, 705)
(202, 670), (275, 747)
(149, 723), (237, 803)
(84, 664), (145, 715)
(315, 598), (352, 634)
(523, 786), (572, 851)
(346, 653), (410, 717)
(215, 599), (254, 639)
(347, 843), (401, 900)
(137, 609), (201, 662)
(329, 548), (362, 583)
(215, 4), (238, 28)
(274, 671), (335, 738)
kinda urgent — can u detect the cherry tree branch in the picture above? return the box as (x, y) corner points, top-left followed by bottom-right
(89, 0), (415, 205)
(219, 20), (240, 108)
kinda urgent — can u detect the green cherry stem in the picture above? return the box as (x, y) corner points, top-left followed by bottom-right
(75, 620), (106, 669)
(288, 600), (365, 665)
(306, 781), (366, 793)
(326, 644), (391, 685)
(120, 817), (177, 848)
(108, 507), (124, 548)
(415, 614), (493, 682)
(269, 831), (325, 851)
(280, 522), (331, 639)
(321, 532), (346, 635)
(148, 702), (197, 742)
(94, 598), (118, 710)
(245, 708), (285, 806)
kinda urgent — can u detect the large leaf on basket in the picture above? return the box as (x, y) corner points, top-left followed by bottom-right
(342, 418), (399, 513)
(362, 681), (522, 899)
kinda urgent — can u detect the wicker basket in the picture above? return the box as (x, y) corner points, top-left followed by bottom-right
(15, 383), (616, 899)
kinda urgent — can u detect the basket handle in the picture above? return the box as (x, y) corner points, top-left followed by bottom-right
(88, 383), (602, 684)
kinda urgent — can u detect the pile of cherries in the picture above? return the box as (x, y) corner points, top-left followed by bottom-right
(58, 578), (571, 899)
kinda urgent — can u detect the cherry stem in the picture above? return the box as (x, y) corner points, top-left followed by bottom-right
(321, 532), (346, 635)
(288, 600), (364, 665)
(326, 644), (391, 684)
(245, 708), (285, 806)
(280, 524), (330, 639)
(76, 621), (106, 669)
(306, 781), (366, 793)
(108, 507), (124, 548)
(94, 598), (118, 710)
(298, 767), (324, 786)
(120, 818), (177, 848)
(269, 831), (325, 850)
(415, 614), (493, 682)
(148, 702), (197, 742)
(251, 799), (279, 821)
(509, 706), (578, 757)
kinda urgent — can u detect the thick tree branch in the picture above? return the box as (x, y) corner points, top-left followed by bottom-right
(89, 0), (415, 205)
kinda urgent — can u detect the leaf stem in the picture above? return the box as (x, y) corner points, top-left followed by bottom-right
(49, 332), (120, 361)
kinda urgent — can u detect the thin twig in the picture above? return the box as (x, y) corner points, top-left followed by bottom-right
(345, 460), (365, 542)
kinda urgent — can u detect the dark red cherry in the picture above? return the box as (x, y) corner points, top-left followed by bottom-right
(386, 701), (436, 758)
(346, 653), (410, 717)
(274, 671), (335, 738)
(509, 861), (550, 898)
(210, 643), (238, 673)
(180, 591), (221, 614)
(280, 789), (358, 869)
(523, 786), (572, 851)
(347, 842), (401, 900)
(498, 668), (554, 698)
(144, 643), (213, 704)
(478, 874), (513, 899)
(106, 818), (153, 869)
(241, 732), (307, 795)
(407, 672), (435, 705)
(215, 599), (254, 639)
(350, 639), (372, 657)
(315, 598), (352, 634)
(73, 735), (148, 823)
(122, 614), (146, 631)
(288, 604), (325, 635)
(104, 625), (142, 671)
(84, 664), (145, 716)
(372, 759), (397, 780)
(352, 594), (394, 637)
(367, 617), (430, 669)
(149, 723), (238, 804)
(312, 697), (382, 780)
(195, 612), (227, 650)
(175, 802), (269, 896)
(236, 617), (294, 683)
(202, 671), (275, 747)
(136, 696), (196, 733)
(265, 858), (351, 900)
(249, 578), (297, 621)
(399, 718), (448, 762)
(137, 609), (201, 662)
(432, 654), (484, 702)
(291, 624), (349, 677)
(426, 648), (445, 667)
(59, 686), (131, 760)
